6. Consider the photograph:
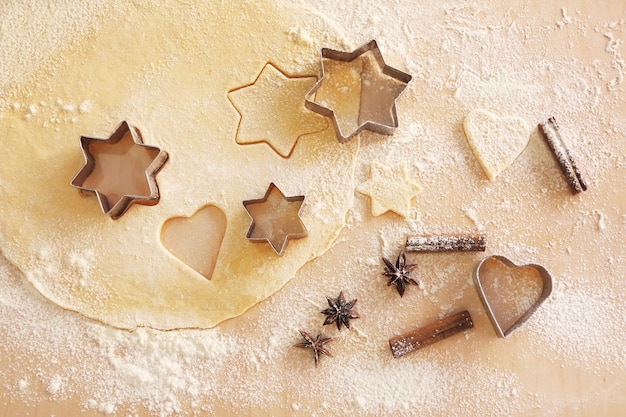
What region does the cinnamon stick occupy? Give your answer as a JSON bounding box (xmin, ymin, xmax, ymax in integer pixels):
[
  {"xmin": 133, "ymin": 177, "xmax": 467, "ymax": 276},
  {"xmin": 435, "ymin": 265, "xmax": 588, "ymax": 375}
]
[
  {"xmin": 538, "ymin": 117, "xmax": 587, "ymax": 194},
  {"xmin": 405, "ymin": 234, "xmax": 486, "ymax": 253},
  {"xmin": 389, "ymin": 310, "xmax": 473, "ymax": 358}
]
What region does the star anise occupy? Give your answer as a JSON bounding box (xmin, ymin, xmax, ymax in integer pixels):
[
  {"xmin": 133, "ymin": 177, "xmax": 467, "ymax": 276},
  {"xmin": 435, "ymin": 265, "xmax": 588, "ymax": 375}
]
[
  {"xmin": 382, "ymin": 251, "xmax": 418, "ymax": 297},
  {"xmin": 293, "ymin": 330, "xmax": 334, "ymax": 367},
  {"xmin": 321, "ymin": 291, "xmax": 360, "ymax": 330}
]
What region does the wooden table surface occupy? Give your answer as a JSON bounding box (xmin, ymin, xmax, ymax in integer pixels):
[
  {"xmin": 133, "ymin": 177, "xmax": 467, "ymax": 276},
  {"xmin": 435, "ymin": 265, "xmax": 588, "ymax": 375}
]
[{"xmin": 1, "ymin": 0, "xmax": 625, "ymax": 416}]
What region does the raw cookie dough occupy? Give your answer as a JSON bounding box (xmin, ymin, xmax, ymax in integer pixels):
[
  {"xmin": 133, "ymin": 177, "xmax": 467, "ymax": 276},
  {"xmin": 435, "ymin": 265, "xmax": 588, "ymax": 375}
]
[
  {"xmin": 463, "ymin": 109, "xmax": 530, "ymax": 180},
  {"xmin": 356, "ymin": 161, "xmax": 422, "ymax": 217},
  {"xmin": 0, "ymin": 1, "xmax": 357, "ymax": 329}
]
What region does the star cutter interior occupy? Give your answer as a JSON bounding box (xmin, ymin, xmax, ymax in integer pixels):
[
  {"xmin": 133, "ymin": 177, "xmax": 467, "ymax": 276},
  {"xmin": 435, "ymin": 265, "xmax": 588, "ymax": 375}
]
[
  {"xmin": 473, "ymin": 255, "xmax": 553, "ymax": 338},
  {"xmin": 242, "ymin": 183, "xmax": 308, "ymax": 256},
  {"xmin": 70, "ymin": 121, "xmax": 169, "ymax": 220},
  {"xmin": 305, "ymin": 39, "xmax": 412, "ymax": 143}
]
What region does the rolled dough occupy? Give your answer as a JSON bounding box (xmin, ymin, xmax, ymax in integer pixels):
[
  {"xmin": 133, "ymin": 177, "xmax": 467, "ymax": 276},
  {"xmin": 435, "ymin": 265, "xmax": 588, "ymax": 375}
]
[{"xmin": 0, "ymin": 1, "xmax": 357, "ymax": 329}]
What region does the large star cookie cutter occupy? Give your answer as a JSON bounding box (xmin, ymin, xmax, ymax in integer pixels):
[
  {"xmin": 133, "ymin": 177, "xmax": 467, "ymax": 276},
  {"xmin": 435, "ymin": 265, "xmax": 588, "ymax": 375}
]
[
  {"xmin": 305, "ymin": 40, "xmax": 412, "ymax": 142},
  {"xmin": 242, "ymin": 183, "xmax": 308, "ymax": 256},
  {"xmin": 70, "ymin": 121, "xmax": 169, "ymax": 219},
  {"xmin": 473, "ymin": 255, "xmax": 553, "ymax": 338}
]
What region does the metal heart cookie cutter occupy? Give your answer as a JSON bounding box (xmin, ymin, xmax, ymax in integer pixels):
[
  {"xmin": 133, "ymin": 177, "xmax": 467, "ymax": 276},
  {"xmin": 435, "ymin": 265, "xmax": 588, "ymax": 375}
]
[
  {"xmin": 305, "ymin": 39, "xmax": 412, "ymax": 143},
  {"xmin": 473, "ymin": 255, "xmax": 553, "ymax": 338}
]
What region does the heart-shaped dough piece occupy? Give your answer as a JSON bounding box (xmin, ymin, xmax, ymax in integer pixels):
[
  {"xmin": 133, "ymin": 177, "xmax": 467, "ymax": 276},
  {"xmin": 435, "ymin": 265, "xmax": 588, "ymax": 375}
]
[
  {"xmin": 473, "ymin": 255, "xmax": 552, "ymax": 338},
  {"xmin": 463, "ymin": 109, "xmax": 530, "ymax": 180},
  {"xmin": 161, "ymin": 206, "xmax": 227, "ymax": 280}
]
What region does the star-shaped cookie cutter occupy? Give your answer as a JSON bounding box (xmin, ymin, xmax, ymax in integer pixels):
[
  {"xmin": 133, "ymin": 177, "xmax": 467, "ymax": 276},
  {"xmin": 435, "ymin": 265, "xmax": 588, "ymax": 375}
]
[
  {"xmin": 305, "ymin": 40, "xmax": 412, "ymax": 142},
  {"xmin": 242, "ymin": 183, "xmax": 308, "ymax": 256},
  {"xmin": 70, "ymin": 121, "xmax": 169, "ymax": 220}
]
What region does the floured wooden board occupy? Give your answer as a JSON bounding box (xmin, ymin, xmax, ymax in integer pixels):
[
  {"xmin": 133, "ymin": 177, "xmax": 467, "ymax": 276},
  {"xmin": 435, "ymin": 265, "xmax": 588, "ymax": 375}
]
[
  {"xmin": 0, "ymin": 0, "xmax": 625, "ymax": 416},
  {"xmin": 0, "ymin": 1, "xmax": 357, "ymax": 329}
]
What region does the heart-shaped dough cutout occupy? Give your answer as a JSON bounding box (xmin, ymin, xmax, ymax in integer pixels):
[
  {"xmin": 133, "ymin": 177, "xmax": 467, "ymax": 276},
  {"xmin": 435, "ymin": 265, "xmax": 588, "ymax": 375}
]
[
  {"xmin": 473, "ymin": 255, "xmax": 552, "ymax": 338},
  {"xmin": 463, "ymin": 109, "xmax": 530, "ymax": 180},
  {"xmin": 161, "ymin": 205, "xmax": 227, "ymax": 280}
]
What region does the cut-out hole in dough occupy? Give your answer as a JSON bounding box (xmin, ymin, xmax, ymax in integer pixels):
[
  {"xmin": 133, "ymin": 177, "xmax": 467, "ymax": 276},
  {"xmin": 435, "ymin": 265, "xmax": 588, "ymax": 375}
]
[
  {"xmin": 160, "ymin": 205, "xmax": 227, "ymax": 280},
  {"xmin": 227, "ymin": 63, "xmax": 327, "ymax": 158}
]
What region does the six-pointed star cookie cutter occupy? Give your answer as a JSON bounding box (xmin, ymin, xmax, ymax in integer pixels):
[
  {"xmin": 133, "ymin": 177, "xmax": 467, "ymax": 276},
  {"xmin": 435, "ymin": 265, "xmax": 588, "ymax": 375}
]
[
  {"xmin": 305, "ymin": 39, "xmax": 412, "ymax": 143},
  {"xmin": 242, "ymin": 182, "xmax": 308, "ymax": 256},
  {"xmin": 473, "ymin": 255, "xmax": 553, "ymax": 338},
  {"xmin": 70, "ymin": 121, "xmax": 169, "ymax": 220}
]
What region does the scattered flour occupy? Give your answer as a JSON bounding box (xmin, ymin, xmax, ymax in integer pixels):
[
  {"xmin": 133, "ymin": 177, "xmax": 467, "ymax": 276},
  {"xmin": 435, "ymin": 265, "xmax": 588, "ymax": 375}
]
[
  {"xmin": 46, "ymin": 375, "xmax": 63, "ymax": 396},
  {"xmin": 527, "ymin": 281, "xmax": 626, "ymax": 369},
  {"xmin": 17, "ymin": 379, "xmax": 28, "ymax": 392},
  {"xmin": 0, "ymin": 0, "xmax": 127, "ymax": 105},
  {"xmin": 78, "ymin": 100, "xmax": 93, "ymax": 114},
  {"xmin": 603, "ymin": 31, "xmax": 625, "ymax": 91},
  {"xmin": 0, "ymin": 0, "xmax": 625, "ymax": 416},
  {"xmin": 556, "ymin": 7, "xmax": 572, "ymax": 28}
]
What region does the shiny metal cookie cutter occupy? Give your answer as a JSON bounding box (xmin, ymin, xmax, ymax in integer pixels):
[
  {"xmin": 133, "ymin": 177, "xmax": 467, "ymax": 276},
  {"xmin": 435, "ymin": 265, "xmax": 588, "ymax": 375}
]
[
  {"xmin": 70, "ymin": 121, "xmax": 169, "ymax": 220},
  {"xmin": 473, "ymin": 255, "xmax": 553, "ymax": 338},
  {"xmin": 242, "ymin": 182, "xmax": 308, "ymax": 256},
  {"xmin": 305, "ymin": 39, "xmax": 412, "ymax": 143}
]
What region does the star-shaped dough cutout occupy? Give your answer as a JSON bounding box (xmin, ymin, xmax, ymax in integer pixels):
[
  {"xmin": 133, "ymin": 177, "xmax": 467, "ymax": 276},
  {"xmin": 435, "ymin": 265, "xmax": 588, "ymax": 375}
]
[
  {"xmin": 243, "ymin": 183, "xmax": 308, "ymax": 255},
  {"xmin": 356, "ymin": 161, "xmax": 422, "ymax": 218},
  {"xmin": 70, "ymin": 121, "xmax": 169, "ymax": 219},
  {"xmin": 228, "ymin": 63, "xmax": 328, "ymax": 158},
  {"xmin": 305, "ymin": 40, "xmax": 412, "ymax": 142}
]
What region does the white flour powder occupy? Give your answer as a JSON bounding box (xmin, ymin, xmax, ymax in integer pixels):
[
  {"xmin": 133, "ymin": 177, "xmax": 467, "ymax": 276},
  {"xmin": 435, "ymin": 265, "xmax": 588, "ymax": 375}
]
[{"xmin": 1, "ymin": 0, "xmax": 625, "ymax": 416}]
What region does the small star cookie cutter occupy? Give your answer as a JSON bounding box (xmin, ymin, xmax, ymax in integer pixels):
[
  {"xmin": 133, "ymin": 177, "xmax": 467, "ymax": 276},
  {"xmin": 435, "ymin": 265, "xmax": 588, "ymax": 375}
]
[
  {"xmin": 70, "ymin": 121, "xmax": 169, "ymax": 220},
  {"xmin": 242, "ymin": 182, "xmax": 308, "ymax": 256},
  {"xmin": 473, "ymin": 255, "xmax": 553, "ymax": 338},
  {"xmin": 305, "ymin": 39, "xmax": 412, "ymax": 143}
]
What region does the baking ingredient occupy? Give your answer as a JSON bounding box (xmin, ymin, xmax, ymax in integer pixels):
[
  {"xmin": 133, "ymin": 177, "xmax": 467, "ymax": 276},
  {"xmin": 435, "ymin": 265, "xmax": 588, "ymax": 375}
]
[
  {"xmin": 293, "ymin": 330, "xmax": 335, "ymax": 367},
  {"xmin": 382, "ymin": 252, "xmax": 419, "ymax": 297},
  {"xmin": 388, "ymin": 310, "xmax": 474, "ymax": 358},
  {"xmin": 538, "ymin": 117, "xmax": 588, "ymax": 194},
  {"xmin": 405, "ymin": 234, "xmax": 487, "ymax": 252},
  {"xmin": 321, "ymin": 291, "xmax": 360, "ymax": 330}
]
